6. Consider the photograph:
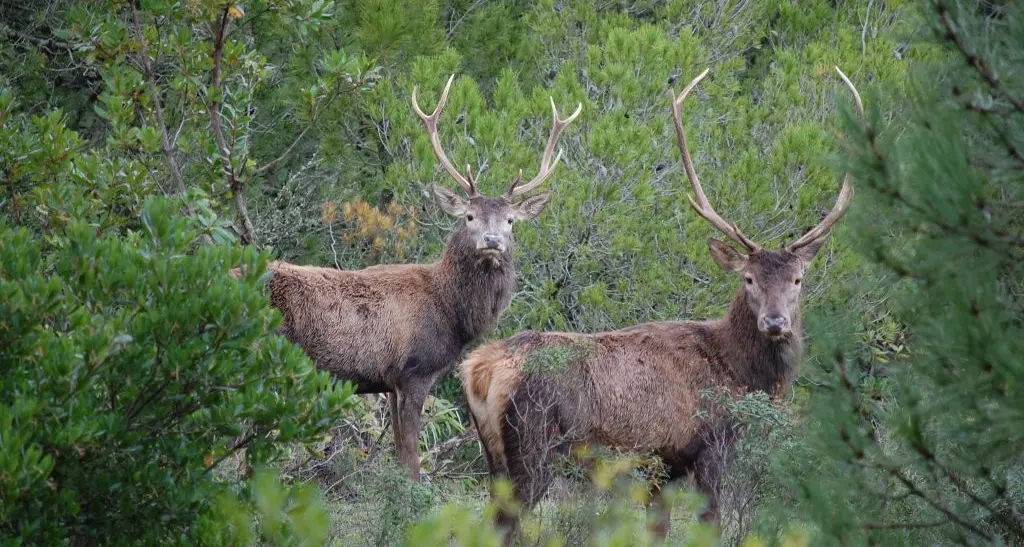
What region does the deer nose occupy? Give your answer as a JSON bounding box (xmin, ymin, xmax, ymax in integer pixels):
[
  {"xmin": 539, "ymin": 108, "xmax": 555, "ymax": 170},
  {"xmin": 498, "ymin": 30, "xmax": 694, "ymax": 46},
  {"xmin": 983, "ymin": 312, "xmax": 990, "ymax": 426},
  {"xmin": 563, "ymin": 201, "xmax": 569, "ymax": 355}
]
[
  {"xmin": 763, "ymin": 315, "xmax": 787, "ymax": 335},
  {"xmin": 482, "ymin": 233, "xmax": 504, "ymax": 250}
]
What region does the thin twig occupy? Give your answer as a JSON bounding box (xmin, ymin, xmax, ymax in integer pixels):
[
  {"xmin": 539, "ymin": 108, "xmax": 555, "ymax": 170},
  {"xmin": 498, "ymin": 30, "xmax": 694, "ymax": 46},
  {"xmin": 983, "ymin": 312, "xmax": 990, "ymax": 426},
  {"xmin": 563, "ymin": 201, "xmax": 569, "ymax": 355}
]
[
  {"xmin": 889, "ymin": 469, "xmax": 994, "ymax": 541},
  {"xmin": 424, "ymin": 429, "xmax": 477, "ymax": 462},
  {"xmin": 254, "ymin": 80, "xmax": 364, "ymax": 177},
  {"xmin": 202, "ymin": 430, "xmax": 258, "ymax": 477},
  {"xmin": 863, "ymin": 520, "xmax": 946, "ymax": 530},
  {"xmin": 328, "ymin": 219, "xmax": 342, "ymax": 269},
  {"xmin": 861, "ymin": 0, "xmax": 873, "ymax": 59},
  {"xmin": 255, "ymin": 125, "xmax": 312, "ymax": 176},
  {"xmin": 327, "ymin": 426, "xmax": 389, "ymax": 492}
]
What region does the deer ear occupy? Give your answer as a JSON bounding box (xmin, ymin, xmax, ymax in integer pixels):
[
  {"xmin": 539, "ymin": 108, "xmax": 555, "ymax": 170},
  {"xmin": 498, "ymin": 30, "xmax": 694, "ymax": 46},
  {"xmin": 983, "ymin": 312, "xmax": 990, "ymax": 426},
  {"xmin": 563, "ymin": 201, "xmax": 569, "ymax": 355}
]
[
  {"xmin": 708, "ymin": 238, "xmax": 747, "ymax": 272},
  {"xmin": 790, "ymin": 235, "xmax": 828, "ymax": 264},
  {"xmin": 512, "ymin": 192, "xmax": 550, "ymax": 220},
  {"xmin": 432, "ymin": 184, "xmax": 468, "ymax": 216}
]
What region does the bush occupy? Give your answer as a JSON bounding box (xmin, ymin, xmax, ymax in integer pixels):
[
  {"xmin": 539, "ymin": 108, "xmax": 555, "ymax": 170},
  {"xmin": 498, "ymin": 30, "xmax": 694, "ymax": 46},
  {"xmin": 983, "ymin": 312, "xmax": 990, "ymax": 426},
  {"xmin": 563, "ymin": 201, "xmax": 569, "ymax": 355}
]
[
  {"xmin": 0, "ymin": 197, "xmax": 354, "ymax": 544},
  {"xmin": 199, "ymin": 468, "xmax": 334, "ymax": 547}
]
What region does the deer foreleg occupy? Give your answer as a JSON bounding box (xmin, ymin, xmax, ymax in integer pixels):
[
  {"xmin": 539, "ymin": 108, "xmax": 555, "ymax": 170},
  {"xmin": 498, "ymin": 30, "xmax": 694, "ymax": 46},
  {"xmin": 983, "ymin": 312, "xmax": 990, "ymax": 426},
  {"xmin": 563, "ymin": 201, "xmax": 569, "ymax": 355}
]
[{"xmin": 394, "ymin": 382, "xmax": 429, "ymax": 481}]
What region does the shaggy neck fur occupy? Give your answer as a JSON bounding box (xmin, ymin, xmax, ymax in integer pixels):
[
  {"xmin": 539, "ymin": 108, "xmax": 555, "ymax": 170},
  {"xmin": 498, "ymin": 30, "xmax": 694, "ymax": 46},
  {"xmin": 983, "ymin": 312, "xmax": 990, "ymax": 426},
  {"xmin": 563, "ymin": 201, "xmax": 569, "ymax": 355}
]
[
  {"xmin": 437, "ymin": 228, "xmax": 517, "ymax": 345},
  {"xmin": 716, "ymin": 289, "xmax": 802, "ymax": 395}
]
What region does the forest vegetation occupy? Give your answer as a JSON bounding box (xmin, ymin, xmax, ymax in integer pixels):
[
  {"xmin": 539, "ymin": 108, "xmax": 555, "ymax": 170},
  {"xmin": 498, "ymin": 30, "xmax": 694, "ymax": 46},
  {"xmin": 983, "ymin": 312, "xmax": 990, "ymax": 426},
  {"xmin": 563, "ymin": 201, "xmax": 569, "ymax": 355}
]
[{"xmin": 0, "ymin": 0, "xmax": 1021, "ymax": 545}]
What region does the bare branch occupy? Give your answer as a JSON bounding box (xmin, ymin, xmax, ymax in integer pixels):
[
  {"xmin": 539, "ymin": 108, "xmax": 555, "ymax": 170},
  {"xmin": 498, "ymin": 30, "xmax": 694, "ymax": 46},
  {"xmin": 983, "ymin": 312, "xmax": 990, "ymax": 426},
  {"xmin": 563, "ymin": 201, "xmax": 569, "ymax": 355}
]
[
  {"xmin": 255, "ymin": 79, "xmax": 367, "ymax": 177},
  {"xmin": 862, "ymin": 520, "xmax": 947, "ymax": 530}
]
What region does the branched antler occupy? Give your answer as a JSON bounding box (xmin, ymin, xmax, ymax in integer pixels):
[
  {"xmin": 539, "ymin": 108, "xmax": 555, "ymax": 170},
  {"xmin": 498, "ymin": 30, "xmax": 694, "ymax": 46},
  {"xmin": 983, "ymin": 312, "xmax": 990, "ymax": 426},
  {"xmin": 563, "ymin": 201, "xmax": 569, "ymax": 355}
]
[
  {"xmin": 506, "ymin": 98, "xmax": 583, "ymax": 197},
  {"xmin": 670, "ymin": 68, "xmax": 761, "ymax": 252},
  {"xmin": 670, "ymin": 66, "xmax": 861, "ymax": 253},
  {"xmin": 412, "ymin": 74, "xmax": 476, "ymax": 196},
  {"xmin": 788, "ymin": 66, "xmax": 862, "ymax": 251}
]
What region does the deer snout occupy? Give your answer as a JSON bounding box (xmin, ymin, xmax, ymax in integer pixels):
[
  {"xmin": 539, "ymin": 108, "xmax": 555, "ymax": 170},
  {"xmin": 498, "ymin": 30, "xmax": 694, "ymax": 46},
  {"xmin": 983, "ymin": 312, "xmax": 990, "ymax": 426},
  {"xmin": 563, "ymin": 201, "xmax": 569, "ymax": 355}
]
[
  {"xmin": 761, "ymin": 314, "xmax": 788, "ymax": 336},
  {"xmin": 480, "ymin": 233, "xmax": 505, "ymax": 252}
]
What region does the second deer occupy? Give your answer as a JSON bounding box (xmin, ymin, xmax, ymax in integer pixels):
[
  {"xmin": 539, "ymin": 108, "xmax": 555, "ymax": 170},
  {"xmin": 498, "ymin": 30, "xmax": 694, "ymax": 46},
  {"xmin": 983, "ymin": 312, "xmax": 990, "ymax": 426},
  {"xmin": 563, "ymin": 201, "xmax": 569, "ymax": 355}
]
[{"xmin": 459, "ymin": 66, "xmax": 863, "ymax": 540}]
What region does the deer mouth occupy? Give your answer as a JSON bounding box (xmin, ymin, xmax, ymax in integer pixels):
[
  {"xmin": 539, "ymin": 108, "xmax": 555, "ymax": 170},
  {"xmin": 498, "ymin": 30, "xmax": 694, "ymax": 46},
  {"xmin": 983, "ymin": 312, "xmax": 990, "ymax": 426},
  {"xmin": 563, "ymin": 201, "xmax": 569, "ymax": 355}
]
[{"xmin": 762, "ymin": 330, "xmax": 793, "ymax": 342}]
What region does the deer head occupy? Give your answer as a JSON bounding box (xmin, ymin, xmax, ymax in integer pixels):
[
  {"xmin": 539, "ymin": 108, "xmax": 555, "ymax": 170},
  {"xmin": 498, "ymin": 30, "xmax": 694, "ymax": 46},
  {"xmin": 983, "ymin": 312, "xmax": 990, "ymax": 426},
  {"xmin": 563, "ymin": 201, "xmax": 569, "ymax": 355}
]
[
  {"xmin": 413, "ymin": 75, "xmax": 582, "ymax": 258},
  {"xmin": 670, "ymin": 67, "xmax": 862, "ymax": 339}
]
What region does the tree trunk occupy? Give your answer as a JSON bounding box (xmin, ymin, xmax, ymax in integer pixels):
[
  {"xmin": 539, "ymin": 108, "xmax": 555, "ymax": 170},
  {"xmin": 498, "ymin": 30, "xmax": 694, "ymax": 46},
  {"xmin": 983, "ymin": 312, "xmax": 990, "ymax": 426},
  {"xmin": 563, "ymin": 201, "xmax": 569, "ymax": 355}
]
[{"xmin": 233, "ymin": 185, "xmax": 258, "ymax": 246}]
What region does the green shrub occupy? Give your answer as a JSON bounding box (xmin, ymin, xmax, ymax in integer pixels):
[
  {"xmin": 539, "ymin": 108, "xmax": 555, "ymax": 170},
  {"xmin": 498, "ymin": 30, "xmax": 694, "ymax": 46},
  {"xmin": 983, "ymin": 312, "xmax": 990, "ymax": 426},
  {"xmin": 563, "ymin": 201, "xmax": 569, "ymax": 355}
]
[
  {"xmin": 199, "ymin": 468, "xmax": 334, "ymax": 547},
  {"xmin": 0, "ymin": 197, "xmax": 354, "ymax": 544}
]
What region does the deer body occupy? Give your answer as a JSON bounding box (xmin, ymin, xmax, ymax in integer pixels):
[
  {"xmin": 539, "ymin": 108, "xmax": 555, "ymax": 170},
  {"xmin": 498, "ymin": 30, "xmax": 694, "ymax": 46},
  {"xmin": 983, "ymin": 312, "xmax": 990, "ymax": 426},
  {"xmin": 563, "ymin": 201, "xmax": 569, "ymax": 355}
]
[
  {"xmin": 462, "ymin": 256, "xmax": 805, "ymax": 528},
  {"xmin": 266, "ymin": 227, "xmax": 515, "ymax": 394},
  {"xmin": 461, "ymin": 67, "xmax": 863, "ymax": 541},
  {"xmin": 240, "ymin": 74, "xmax": 580, "ymax": 480}
]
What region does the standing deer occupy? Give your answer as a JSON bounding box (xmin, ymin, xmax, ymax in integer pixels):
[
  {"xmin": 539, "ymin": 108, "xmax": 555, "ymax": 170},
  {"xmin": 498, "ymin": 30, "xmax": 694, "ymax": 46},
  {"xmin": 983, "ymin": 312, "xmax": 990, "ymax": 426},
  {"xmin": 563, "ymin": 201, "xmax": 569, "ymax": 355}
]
[
  {"xmin": 459, "ymin": 66, "xmax": 862, "ymax": 540},
  {"xmin": 238, "ymin": 75, "xmax": 581, "ymax": 480}
]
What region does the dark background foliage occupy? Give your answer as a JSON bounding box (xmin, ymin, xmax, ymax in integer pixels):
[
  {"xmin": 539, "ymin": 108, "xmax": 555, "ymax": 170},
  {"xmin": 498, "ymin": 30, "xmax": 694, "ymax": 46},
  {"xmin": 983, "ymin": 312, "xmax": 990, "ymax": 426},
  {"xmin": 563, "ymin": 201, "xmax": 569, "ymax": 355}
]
[{"xmin": 1, "ymin": 0, "xmax": 1021, "ymax": 545}]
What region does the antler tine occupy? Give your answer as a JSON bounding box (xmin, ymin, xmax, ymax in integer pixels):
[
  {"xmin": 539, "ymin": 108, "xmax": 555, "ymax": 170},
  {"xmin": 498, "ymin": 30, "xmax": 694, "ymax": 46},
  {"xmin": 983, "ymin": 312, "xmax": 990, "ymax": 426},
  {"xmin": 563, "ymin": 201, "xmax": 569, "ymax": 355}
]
[
  {"xmin": 670, "ymin": 68, "xmax": 761, "ymax": 253},
  {"xmin": 788, "ymin": 66, "xmax": 863, "ymax": 251},
  {"xmin": 507, "ymin": 98, "xmax": 583, "ymax": 197},
  {"xmin": 412, "ymin": 74, "xmax": 476, "ymax": 196}
]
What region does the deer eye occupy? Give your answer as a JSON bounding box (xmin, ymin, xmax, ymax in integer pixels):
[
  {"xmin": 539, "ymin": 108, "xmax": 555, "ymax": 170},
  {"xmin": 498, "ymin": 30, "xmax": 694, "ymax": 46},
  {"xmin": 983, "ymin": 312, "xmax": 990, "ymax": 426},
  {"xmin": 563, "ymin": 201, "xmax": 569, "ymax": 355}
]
[
  {"xmin": 466, "ymin": 214, "xmax": 474, "ymax": 222},
  {"xmin": 744, "ymin": 276, "xmax": 754, "ymax": 285},
  {"xmin": 507, "ymin": 217, "xmax": 514, "ymax": 225},
  {"xmin": 794, "ymin": 278, "xmax": 801, "ymax": 286}
]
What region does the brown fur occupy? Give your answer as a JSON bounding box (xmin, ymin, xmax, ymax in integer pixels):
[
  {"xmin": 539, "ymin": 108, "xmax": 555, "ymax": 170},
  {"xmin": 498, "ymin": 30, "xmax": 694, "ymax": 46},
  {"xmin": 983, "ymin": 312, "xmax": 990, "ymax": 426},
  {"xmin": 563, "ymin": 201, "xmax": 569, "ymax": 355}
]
[
  {"xmin": 460, "ymin": 247, "xmax": 822, "ymax": 541},
  {"xmin": 241, "ymin": 192, "xmax": 549, "ymax": 480}
]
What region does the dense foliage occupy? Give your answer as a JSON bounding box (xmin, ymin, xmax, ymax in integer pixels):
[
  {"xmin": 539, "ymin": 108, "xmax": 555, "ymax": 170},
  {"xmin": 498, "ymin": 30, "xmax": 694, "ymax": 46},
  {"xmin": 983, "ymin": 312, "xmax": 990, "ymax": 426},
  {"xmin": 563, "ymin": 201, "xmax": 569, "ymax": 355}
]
[
  {"xmin": 1, "ymin": 0, "xmax": 1021, "ymax": 545},
  {"xmin": 0, "ymin": 196, "xmax": 354, "ymax": 543},
  {"xmin": 785, "ymin": 1, "xmax": 1024, "ymax": 543}
]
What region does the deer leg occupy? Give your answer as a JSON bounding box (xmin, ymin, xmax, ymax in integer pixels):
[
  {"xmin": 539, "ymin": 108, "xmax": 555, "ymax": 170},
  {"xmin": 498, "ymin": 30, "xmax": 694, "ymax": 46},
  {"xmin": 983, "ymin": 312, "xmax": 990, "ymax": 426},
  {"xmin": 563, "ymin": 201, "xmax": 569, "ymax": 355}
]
[
  {"xmin": 495, "ymin": 377, "xmax": 563, "ymax": 545},
  {"xmin": 690, "ymin": 426, "xmax": 735, "ymax": 525},
  {"xmin": 693, "ymin": 449, "xmax": 725, "ymax": 524},
  {"xmin": 395, "ymin": 381, "xmax": 430, "ymax": 482},
  {"xmin": 388, "ymin": 391, "xmax": 403, "ymax": 466},
  {"xmin": 646, "ymin": 461, "xmax": 690, "ymax": 542},
  {"xmin": 648, "ymin": 482, "xmax": 673, "ymax": 541},
  {"xmin": 649, "ymin": 441, "xmax": 714, "ymax": 541}
]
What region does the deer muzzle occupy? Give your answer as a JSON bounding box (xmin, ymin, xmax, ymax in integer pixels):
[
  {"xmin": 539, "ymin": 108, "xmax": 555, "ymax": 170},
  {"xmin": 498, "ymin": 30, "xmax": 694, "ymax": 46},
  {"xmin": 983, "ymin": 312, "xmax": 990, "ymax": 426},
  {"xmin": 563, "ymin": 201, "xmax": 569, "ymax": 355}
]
[
  {"xmin": 761, "ymin": 314, "xmax": 788, "ymax": 336},
  {"xmin": 479, "ymin": 233, "xmax": 506, "ymax": 253}
]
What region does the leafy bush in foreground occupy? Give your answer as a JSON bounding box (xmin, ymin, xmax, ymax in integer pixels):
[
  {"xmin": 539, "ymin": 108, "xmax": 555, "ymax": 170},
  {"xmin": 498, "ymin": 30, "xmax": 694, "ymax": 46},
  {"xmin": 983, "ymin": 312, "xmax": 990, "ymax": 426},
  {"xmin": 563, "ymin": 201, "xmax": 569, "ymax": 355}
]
[{"xmin": 0, "ymin": 197, "xmax": 354, "ymax": 544}]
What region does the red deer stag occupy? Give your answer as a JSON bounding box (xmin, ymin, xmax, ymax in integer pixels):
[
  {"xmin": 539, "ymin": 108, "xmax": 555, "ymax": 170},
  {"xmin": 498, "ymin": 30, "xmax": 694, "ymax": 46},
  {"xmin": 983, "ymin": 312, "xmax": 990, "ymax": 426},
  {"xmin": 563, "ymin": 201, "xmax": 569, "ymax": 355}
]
[
  {"xmin": 237, "ymin": 75, "xmax": 581, "ymax": 480},
  {"xmin": 460, "ymin": 66, "xmax": 862, "ymax": 539}
]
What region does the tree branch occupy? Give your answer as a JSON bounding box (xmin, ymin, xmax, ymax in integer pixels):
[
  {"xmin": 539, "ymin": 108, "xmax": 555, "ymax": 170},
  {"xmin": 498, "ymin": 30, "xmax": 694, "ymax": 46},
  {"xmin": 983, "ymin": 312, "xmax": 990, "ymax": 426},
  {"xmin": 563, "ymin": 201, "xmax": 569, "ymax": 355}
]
[
  {"xmin": 202, "ymin": 430, "xmax": 258, "ymax": 477},
  {"xmin": 254, "ymin": 124, "xmax": 313, "ymax": 177},
  {"xmin": 863, "ymin": 520, "xmax": 946, "ymax": 530},
  {"xmin": 934, "ymin": 0, "xmax": 1024, "ymax": 115},
  {"xmin": 130, "ymin": 2, "xmax": 188, "ymax": 198},
  {"xmin": 254, "ymin": 79, "xmax": 367, "ymax": 178},
  {"xmin": 3, "ymin": 168, "xmax": 20, "ymax": 225},
  {"xmin": 205, "ymin": 6, "xmax": 258, "ymax": 246}
]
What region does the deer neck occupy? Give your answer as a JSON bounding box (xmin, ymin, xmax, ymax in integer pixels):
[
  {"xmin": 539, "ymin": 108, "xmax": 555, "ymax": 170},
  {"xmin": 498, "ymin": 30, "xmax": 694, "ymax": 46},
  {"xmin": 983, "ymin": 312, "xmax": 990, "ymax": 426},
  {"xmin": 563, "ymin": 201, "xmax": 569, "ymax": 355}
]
[
  {"xmin": 437, "ymin": 228, "xmax": 516, "ymax": 345},
  {"xmin": 718, "ymin": 288, "xmax": 802, "ymax": 395}
]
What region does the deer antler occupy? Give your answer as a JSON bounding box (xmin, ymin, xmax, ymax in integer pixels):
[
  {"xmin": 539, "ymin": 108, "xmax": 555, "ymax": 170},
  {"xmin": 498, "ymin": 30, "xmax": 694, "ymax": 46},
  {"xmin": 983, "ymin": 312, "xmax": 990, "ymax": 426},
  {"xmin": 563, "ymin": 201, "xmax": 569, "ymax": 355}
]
[
  {"xmin": 787, "ymin": 66, "xmax": 863, "ymax": 251},
  {"xmin": 506, "ymin": 98, "xmax": 583, "ymax": 198},
  {"xmin": 670, "ymin": 68, "xmax": 761, "ymax": 253},
  {"xmin": 412, "ymin": 74, "xmax": 476, "ymax": 196}
]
